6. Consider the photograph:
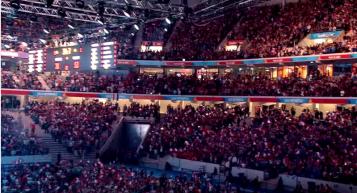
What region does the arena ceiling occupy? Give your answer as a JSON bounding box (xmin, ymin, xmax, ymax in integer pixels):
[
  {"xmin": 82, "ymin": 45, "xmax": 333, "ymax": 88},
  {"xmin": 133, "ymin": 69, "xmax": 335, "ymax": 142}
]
[{"xmin": 1, "ymin": 0, "xmax": 269, "ymax": 49}]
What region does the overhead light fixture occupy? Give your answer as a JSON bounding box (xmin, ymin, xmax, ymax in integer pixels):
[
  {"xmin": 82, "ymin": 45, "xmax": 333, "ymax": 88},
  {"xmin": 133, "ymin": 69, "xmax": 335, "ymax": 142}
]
[
  {"xmin": 4, "ymin": 44, "xmax": 10, "ymax": 49},
  {"xmin": 97, "ymin": 18, "xmax": 104, "ymax": 25},
  {"xmin": 165, "ymin": 18, "xmax": 171, "ymax": 24},
  {"xmin": 43, "ymin": 29, "xmax": 50, "ymax": 34},
  {"xmin": 77, "ymin": 33, "xmax": 84, "ymax": 38},
  {"xmin": 46, "ymin": 0, "xmax": 54, "ymax": 7},
  {"xmin": 10, "ymin": 0, "xmax": 20, "ymax": 10},
  {"xmin": 68, "ymin": 24, "xmax": 74, "ymax": 29},
  {"xmin": 39, "ymin": 39, "xmax": 47, "ymax": 44},
  {"xmin": 131, "ymin": 33, "xmax": 135, "ymax": 36},
  {"xmin": 75, "ymin": 0, "xmax": 84, "ymax": 8},
  {"xmin": 58, "ymin": 8, "xmax": 66, "ymax": 17},
  {"xmin": 103, "ymin": 28, "xmax": 109, "ymax": 34},
  {"xmin": 164, "ymin": 28, "xmax": 168, "ymax": 32},
  {"xmin": 134, "ymin": 24, "xmax": 139, "ymax": 30},
  {"xmin": 97, "ymin": 1, "xmax": 105, "ymax": 17},
  {"xmin": 123, "ymin": 10, "xmax": 130, "ymax": 17}
]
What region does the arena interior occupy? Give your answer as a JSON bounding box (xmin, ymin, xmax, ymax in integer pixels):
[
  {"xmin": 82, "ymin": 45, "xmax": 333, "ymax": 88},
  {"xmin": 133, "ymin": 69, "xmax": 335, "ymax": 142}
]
[{"xmin": 0, "ymin": 0, "xmax": 356, "ymax": 192}]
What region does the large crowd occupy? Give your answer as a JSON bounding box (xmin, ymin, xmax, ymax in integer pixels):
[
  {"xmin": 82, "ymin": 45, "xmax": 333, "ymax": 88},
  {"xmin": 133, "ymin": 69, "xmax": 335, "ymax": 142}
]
[
  {"xmin": 122, "ymin": 73, "xmax": 356, "ymax": 97},
  {"xmin": 141, "ymin": 104, "xmax": 356, "ymax": 184},
  {"xmin": 2, "ymin": 160, "xmax": 239, "ymax": 193},
  {"xmin": 121, "ymin": 0, "xmax": 357, "ymax": 60},
  {"xmin": 123, "ymin": 102, "xmax": 160, "ymax": 119},
  {"xmin": 224, "ymin": 0, "xmax": 357, "ymax": 59},
  {"xmin": 26, "ymin": 100, "xmax": 118, "ymax": 156},
  {"xmin": 2, "ymin": 71, "xmax": 356, "ymax": 97},
  {"xmin": 1, "ymin": 72, "xmax": 43, "ymax": 90},
  {"xmin": 1, "ymin": 114, "xmax": 48, "ymax": 156}
]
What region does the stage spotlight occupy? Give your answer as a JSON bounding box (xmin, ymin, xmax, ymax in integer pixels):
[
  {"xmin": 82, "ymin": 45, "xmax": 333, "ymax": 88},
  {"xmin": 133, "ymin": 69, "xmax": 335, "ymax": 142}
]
[
  {"xmin": 97, "ymin": 17, "xmax": 105, "ymax": 25},
  {"xmin": 46, "ymin": 0, "xmax": 54, "ymax": 7},
  {"xmin": 10, "ymin": 0, "xmax": 20, "ymax": 10},
  {"xmin": 29, "ymin": 15, "xmax": 38, "ymax": 22},
  {"xmin": 43, "ymin": 29, "xmax": 50, "ymax": 34},
  {"xmin": 123, "ymin": 10, "xmax": 131, "ymax": 17},
  {"xmin": 97, "ymin": 1, "xmax": 105, "ymax": 16},
  {"xmin": 165, "ymin": 17, "xmax": 171, "ymax": 24},
  {"xmin": 68, "ymin": 24, "xmax": 74, "ymax": 29},
  {"xmin": 58, "ymin": 8, "xmax": 66, "ymax": 17},
  {"xmin": 134, "ymin": 24, "xmax": 139, "ymax": 30},
  {"xmin": 76, "ymin": 0, "xmax": 85, "ymax": 8}
]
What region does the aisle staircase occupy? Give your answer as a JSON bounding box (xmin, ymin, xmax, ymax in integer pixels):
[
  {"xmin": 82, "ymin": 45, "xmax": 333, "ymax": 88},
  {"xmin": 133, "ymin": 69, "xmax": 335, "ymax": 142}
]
[
  {"xmin": 39, "ymin": 135, "xmax": 97, "ymax": 163},
  {"xmin": 16, "ymin": 111, "xmax": 97, "ymax": 163}
]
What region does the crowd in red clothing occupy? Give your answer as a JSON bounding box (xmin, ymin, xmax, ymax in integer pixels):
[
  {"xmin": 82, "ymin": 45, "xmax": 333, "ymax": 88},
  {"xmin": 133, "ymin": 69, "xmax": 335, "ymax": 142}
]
[
  {"xmin": 141, "ymin": 104, "xmax": 356, "ymax": 184},
  {"xmin": 122, "ymin": 0, "xmax": 356, "ymax": 60},
  {"xmin": 3, "ymin": 71, "xmax": 356, "ymax": 97},
  {"xmin": 45, "ymin": 72, "xmax": 125, "ymax": 93},
  {"xmin": 224, "ymin": 0, "xmax": 357, "ymax": 58},
  {"xmin": 122, "ymin": 73, "xmax": 356, "ymax": 97},
  {"xmin": 26, "ymin": 100, "xmax": 118, "ymax": 156},
  {"xmin": 1, "ymin": 114, "xmax": 48, "ymax": 156},
  {"xmin": 2, "ymin": 160, "xmax": 235, "ymax": 193}
]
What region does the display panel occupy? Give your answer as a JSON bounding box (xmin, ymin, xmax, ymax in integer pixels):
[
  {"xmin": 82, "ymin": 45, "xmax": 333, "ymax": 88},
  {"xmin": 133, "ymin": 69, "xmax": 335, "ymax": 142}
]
[
  {"xmin": 47, "ymin": 45, "xmax": 84, "ymax": 71},
  {"xmin": 28, "ymin": 49, "xmax": 46, "ymax": 72},
  {"xmin": 29, "ymin": 41, "xmax": 118, "ymax": 72},
  {"xmin": 90, "ymin": 41, "xmax": 116, "ymax": 70}
]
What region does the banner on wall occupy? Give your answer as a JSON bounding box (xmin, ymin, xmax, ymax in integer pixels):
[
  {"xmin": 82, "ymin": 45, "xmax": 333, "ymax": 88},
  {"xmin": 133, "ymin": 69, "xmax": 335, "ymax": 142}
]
[
  {"xmin": 277, "ymin": 98, "xmax": 309, "ymax": 104},
  {"xmin": 30, "ymin": 91, "xmax": 62, "ymax": 97},
  {"xmin": 97, "ymin": 93, "xmax": 114, "ymax": 99},
  {"xmin": 217, "ymin": 60, "xmax": 242, "ymax": 65},
  {"xmin": 309, "ymin": 31, "xmax": 343, "ymax": 39},
  {"xmin": 117, "ymin": 60, "xmax": 137, "ymax": 65},
  {"xmin": 319, "ymin": 54, "xmax": 351, "ymax": 60},
  {"xmin": 224, "ymin": 97, "xmax": 248, "ymax": 103},
  {"xmin": 163, "ymin": 96, "xmax": 194, "ymax": 101},
  {"xmin": 265, "ymin": 58, "xmax": 292, "ymax": 63},
  {"xmin": 165, "ymin": 61, "xmax": 193, "ymax": 66}
]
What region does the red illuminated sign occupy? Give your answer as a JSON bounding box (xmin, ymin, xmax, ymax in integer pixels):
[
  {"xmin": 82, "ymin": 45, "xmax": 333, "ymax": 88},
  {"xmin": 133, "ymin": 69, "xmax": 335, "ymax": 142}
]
[
  {"xmin": 73, "ymin": 61, "xmax": 80, "ymax": 69},
  {"xmin": 54, "ymin": 63, "xmax": 61, "ymax": 70}
]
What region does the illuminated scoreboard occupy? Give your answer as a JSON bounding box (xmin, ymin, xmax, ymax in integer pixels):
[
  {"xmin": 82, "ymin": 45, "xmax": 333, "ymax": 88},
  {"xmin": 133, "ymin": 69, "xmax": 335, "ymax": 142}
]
[
  {"xmin": 48, "ymin": 45, "xmax": 84, "ymax": 71},
  {"xmin": 90, "ymin": 41, "xmax": 117, "ymax": 70},
  {"xmin": 41, "ymin": 41, "xmax": 118, "ymax": 71},
  {"xmin": 28, "ymin": 49, "xmax": 46, "ymax": 72}
]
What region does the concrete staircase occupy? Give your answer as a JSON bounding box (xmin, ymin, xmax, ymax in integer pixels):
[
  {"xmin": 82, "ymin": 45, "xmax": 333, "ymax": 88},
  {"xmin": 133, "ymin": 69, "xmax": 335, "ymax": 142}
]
[
  {"xmin": 13, "ymin": 111, "xmax": 97, "ymax": 163},
  {"xmin": 39, "ymin": 135, "xmax": 97, "ymax": 163}
]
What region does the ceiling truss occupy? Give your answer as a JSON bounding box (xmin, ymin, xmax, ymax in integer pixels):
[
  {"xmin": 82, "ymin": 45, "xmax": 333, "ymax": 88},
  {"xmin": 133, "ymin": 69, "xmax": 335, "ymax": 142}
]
[{"xmin": 1, "ymin": 0, "xmax": 183, "ymax": 24}]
